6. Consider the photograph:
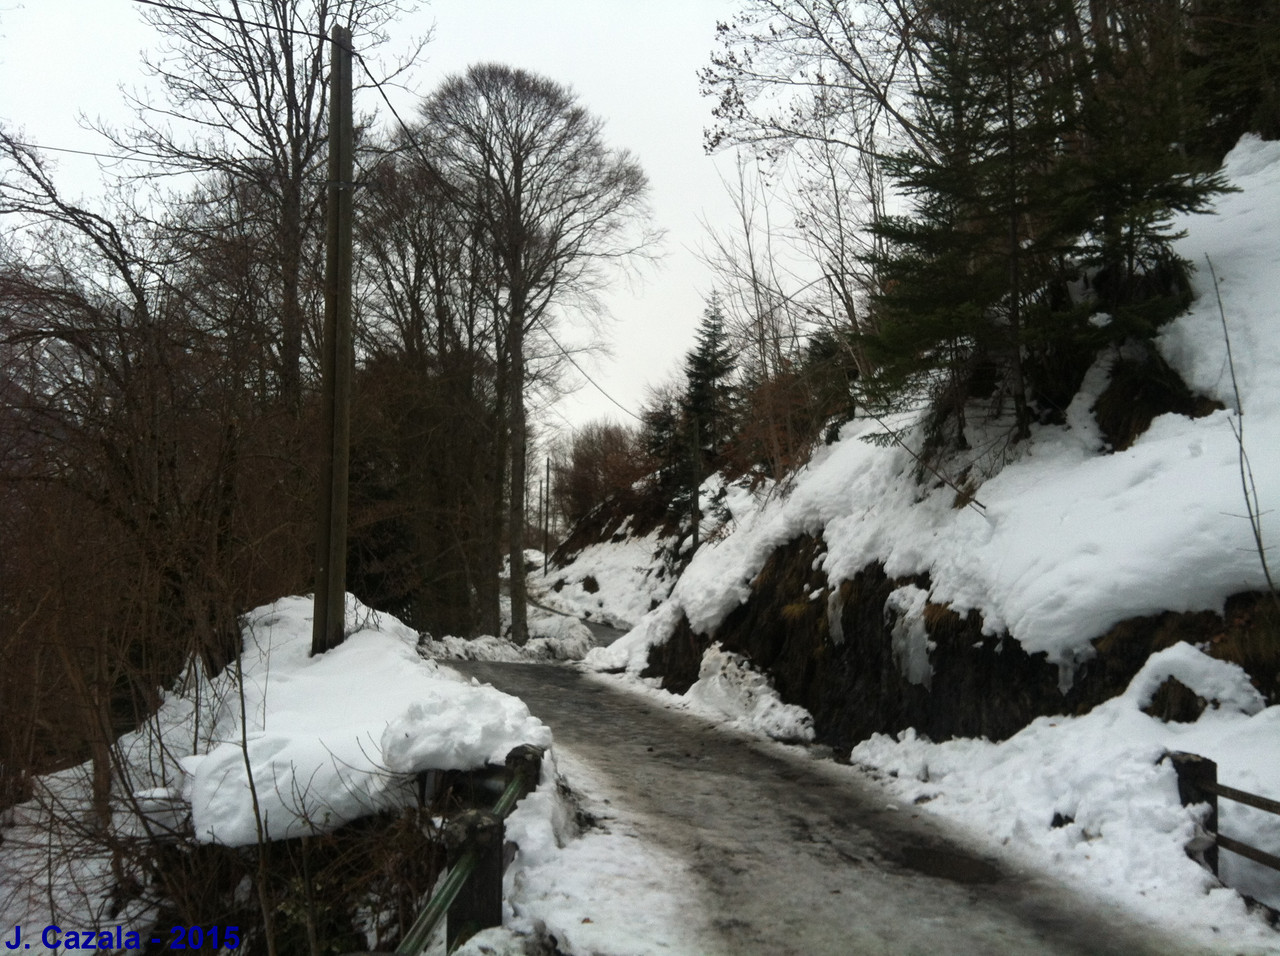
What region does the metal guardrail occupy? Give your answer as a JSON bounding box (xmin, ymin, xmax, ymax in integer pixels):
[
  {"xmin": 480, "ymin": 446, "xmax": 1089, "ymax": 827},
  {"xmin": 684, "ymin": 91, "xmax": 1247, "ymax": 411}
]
[
  {"xmin": 1168, "ymin": 751, "xmax": 1280, "ymax": 878},
  {"xmin": 393, "ymin": 744, "xmax": 544, "ymax": 955}
]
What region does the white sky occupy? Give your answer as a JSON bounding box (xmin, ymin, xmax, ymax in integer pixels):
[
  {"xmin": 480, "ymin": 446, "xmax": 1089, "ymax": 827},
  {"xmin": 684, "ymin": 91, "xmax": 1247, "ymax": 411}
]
[{"xmin": 0, "ymin": 0, "xmax": 743, "ymax": 434}]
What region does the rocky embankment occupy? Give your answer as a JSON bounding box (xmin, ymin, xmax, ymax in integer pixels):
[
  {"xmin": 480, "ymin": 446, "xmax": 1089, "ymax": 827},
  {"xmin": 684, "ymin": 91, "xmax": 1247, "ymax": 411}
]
[{"xmin": 642, "ymin": 533, "xmax": 1276, "ymax": 751}]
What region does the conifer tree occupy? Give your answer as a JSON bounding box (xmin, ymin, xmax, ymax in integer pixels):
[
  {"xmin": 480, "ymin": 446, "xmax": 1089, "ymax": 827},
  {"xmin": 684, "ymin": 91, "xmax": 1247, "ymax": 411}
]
[
  {"xmin": 1186, "ymin": 0, "xmax": 1280, "ymax": 160},
  {"xmin": 1072, "ymin": 0, "xmax": 1233, "ymax": 337},
  {"xmin": 665, "ymin": 296, "xmax": 738, "ymax": 552},
  {"xmin": 682, "ymin": 295, "xmax": 738, "ymax": 467},
  {"xmin": 641, "ymin": 395, "xmax": 683, "ymax": 501},
  {"xmin": 867, "ymin": 0, "xmax": 1082, "ymax": 445},
  {"xmin": 866, "ymin": 0, "xmax": 1230, "ymax": 451}
]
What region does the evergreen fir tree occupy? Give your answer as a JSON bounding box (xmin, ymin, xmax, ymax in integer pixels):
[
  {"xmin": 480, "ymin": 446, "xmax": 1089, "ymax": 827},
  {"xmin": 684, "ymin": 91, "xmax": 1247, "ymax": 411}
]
[
  {"xmin": 865, "ymin": 0, "xmax": 1231, "ymax": 452},
  {"xmin": 867, "ymin": 0, "xmax": 1083, "ymax": 445},
  {"xmin": 1074, "ymin": 0, "xmax": 1232, "ymax": 338},
  {"xmin": 673, "ymin": 296, "xmax": 738, "ymax": 550},
  {"xmin": 1186, "ymin": 0, "xmax": 1280, "ymax": 161},
  {"xmin": 681, "ymin": 295, "xmax": 738, "ymax": 468},
  {"xmin": 640, "ymin": 395, "xmax": 683, "ymax": 501}
]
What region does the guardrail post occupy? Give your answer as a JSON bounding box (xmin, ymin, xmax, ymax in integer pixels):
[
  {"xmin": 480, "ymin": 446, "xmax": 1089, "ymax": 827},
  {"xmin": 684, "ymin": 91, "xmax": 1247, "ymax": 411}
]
[
  {"xmin": 506, "ymin": 744, "xmax": 542, "ymax": 793},
  {"xmin": 1169, "ymin": 751, "xmax": 1219, "ymax": 876},
  {"xmin": 445, "ymin": 809, "xmax": 504, "ymax": 950}
]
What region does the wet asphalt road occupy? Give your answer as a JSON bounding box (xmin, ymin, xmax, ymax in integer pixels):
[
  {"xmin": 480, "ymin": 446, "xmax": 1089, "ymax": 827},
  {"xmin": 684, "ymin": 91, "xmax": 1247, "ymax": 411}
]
[{"xmin": 450, "ymin": 661, "xmax": 1219, "ymax": 956}]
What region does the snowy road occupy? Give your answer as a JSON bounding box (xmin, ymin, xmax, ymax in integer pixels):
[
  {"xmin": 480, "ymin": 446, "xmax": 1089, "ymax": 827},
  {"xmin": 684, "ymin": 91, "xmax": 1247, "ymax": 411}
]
[
  {"xmin": 452, "ymin": 661, "xmax": 1218, "ymax": 956},
  {"xmin": 577, "ymin": 617, "xmax": 627, "ymax": 646}
]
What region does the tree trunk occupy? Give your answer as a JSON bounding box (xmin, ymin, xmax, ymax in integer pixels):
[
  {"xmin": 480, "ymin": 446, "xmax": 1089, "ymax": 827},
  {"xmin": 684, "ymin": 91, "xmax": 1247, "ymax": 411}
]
[
  {"xmin": 279, "ymin": 182, "xmax": 304, "ymax": 411},
  {"xmin": 475, "ymin": 358, "xmax": 507, "ymax": 639},
  {"xmin": 1004, "ymin": 24, "xmax": 1031, "ymax": 441},
  {"xmin": 507, "ymin": 307, "xmax": 529, "ymax": 645}
]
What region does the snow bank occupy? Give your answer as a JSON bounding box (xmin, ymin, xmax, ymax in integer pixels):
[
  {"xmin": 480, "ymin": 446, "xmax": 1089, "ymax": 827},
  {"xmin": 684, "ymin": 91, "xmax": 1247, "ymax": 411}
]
[
  {"xmin": 185, "ymin": 595, "xmax": 550, "ymax": 845},
  {"xmin": 525, "ymin": 613, "xmax": 596, "ymax": 660},
  {"xmin": 590, "ymin": 135, "xmax": 1280, "ymax": 686},
  {"xmin": 0, "ymin": 594, "xmax": 553, "ymax": 930},
  {"xmin": 683, "ymin": 644, "xmax": 815, "ymax": 742},
  {"xmin": 532, "ymin": 527, "xmax": 674, "ymax": 630},
  {"xmin": 498, "ymin": 750, "xmax": 718, "ymax": 955},
  {"xmin": 851, "ymin": 643, "xmax": 1280, "ymax": 946},
  {"xmin": 421, "ymin": 602, "xmax": 596, "ymax": 663}
]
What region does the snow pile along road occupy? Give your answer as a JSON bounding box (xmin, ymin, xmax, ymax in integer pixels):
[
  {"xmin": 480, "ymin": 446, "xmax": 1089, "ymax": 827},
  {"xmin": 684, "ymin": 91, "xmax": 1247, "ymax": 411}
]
[
  {"xmin": 853, "ymin": 643, "xmax": 1280, "ymax": 932},
  {"xmin": 182, "ymin": 596, "xmax": 552, "ymax": 845},
  {"xmin": 0, "ymin": 595, "xmax": 553, "ymax": 930},
  {"xmin": 682, "ymin": 643, "xmax": 815, "ymax": 743}
]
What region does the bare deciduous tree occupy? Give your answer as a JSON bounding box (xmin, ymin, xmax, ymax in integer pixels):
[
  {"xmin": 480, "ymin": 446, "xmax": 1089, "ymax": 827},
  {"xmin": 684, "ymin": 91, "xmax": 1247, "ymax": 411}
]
[
  {"xmin": 417, "ymin": 64, "xmax": 659, "ymax": 643},
  {"xmin": 102, "ymin": 0, "xmax": 426, "ymax": 409}
]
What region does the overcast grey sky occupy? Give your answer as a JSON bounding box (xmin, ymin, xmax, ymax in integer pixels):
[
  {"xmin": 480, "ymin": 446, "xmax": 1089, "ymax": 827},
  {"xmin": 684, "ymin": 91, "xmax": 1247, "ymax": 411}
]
[{"xmin": 0, "ymin": 0, "xmax": 743, "ymax": 433}]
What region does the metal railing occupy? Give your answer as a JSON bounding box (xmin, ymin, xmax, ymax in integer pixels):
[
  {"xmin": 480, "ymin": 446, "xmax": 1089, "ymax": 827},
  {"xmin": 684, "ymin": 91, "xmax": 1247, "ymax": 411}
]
[
  {"xmin": 1168, "ymin": 751, "xmax": 1280, "ymax": 879},
  {"xmin": 393, "ymin": 744, "xmax": 544, "ymax": 955}
]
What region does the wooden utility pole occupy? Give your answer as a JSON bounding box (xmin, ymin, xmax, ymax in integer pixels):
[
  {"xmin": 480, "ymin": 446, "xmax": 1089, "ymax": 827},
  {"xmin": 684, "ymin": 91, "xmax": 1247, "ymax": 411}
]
[
  {"xmin": 689, "ymin": 412, "xmax": 701, "ymax": 556},
  {"xmin": 312, "ymin": 24, "xmax": 354, "ymax": 656}
]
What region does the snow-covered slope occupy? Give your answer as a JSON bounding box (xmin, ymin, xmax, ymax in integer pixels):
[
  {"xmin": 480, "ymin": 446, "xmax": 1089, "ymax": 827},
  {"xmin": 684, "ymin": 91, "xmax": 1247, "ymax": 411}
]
[
  {"xmin": 532, "ymin": 527, "xmax": 675, "ymax": 629},
  {"xmin": 590, "ymin": 135, "xmax": 1280, "ymax": 688},
  {"xmin": 530, "ymin": 475, "xmax": 765, "ymax": 633},
  {"xmin": 579, "ymin": 136, "xmax": 1280, "ymax": 939}
]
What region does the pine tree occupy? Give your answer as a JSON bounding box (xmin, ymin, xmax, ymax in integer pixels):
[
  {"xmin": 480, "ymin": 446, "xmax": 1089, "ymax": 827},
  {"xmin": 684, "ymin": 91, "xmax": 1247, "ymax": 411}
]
[
  {"xmin": 1073, "ymin": 0, "xmax": 1232, "ymax": 338},
  {"xmin": 867, "ymin": 0, "xmax": 1083, "ymax": 446},
  {"xmin": 1186, "ymin": 0, "xmax": 1280, "ymax": 161},
  {"xmin": 865, "ymin": 0, "xmax": 1230, "ymax": 452},
  {"xmin": 640, "ymin": 395, "xmax": 683, "ymax": 501},
  {"xmin": 682, "ymin": 295, "xmax": 738, "ymax": 467},
  {"xmin": 655, "ymin": 296, "xmax": 738, "ymax": 552}
]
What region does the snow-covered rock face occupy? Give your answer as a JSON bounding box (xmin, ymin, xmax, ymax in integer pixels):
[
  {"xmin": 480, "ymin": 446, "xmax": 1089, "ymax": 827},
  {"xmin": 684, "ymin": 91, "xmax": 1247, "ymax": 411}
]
[
  {"xmin": 1120, "ymin": 641, "xmax": 1265, "ymax": 717},
  {"xmin": 571, "ymin": 136, "xmax": 1280, "ymax": 945},
  {"xmin": 885, "ymin": 584, "xmax": 934, "ymax": 689},
  {"xmin": 595, "ymin": 135, "xmax": 1280, "ymax": 690}
]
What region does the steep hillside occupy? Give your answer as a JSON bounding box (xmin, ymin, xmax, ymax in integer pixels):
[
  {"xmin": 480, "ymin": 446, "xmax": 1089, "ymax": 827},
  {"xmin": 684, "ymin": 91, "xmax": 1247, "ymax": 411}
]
[
  {"xmin": 590, "ymin": 136, "xmax": 1280, "ymax": 712},
  {"xmin": 562, "ymin": 138, "xmax": 1280, "ymax": 924}
]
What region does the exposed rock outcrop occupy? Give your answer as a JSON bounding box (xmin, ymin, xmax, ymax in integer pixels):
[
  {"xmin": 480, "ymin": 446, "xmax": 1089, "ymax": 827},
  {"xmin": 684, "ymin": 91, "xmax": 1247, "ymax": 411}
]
[{"xmin": 643, "ymin": 534, "xmax": 1276, "ymax": 752}]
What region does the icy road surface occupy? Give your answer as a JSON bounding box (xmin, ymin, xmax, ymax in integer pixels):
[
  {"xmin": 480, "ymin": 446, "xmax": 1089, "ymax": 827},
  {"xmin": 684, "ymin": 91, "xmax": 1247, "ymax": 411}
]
[{"xmin": 451, "ymin": 661, "xmax": 1221, "ymax": 956}]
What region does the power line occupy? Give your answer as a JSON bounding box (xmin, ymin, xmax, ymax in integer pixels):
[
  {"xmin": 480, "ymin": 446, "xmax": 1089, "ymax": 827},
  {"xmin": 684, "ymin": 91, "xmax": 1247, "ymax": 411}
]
[
  {"xmin": 124, "ymin": 1, "xmax": 443, "ymax": 193},
  {"xmin": 120, "ymin": 2, "xmax": 644, "ymax": 427},
  {"xmin": 129, "ymin": 0, "xmax": 333, "ymax": 43},
  {"xmin": 536, "ymin": 319, "xmax": 643, "ymax": 422},
  {"xmin": 346, "ymin": 55, "xmax": 643, "ymax": 425},
  {"xmin": 3, "ymin": 139, "xmax": 176, "ymax": 166},
  {"xmin": 350, "ymin": 49, "xmax": 465, "ymax": 203},
  {"xmin": 6, "ymin": 4, "xmax": 342, "ymax": 171},
  {"xmin": 2, "ymin": 139, "xmax": 338, "ymax": 187},
  {"xmin": 129, "ymin": 0, "xmax": 430, "ymax": 180},
  {"xmin": 351, "ymin": 50, "xmax": 422, "ymax": 160}
]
